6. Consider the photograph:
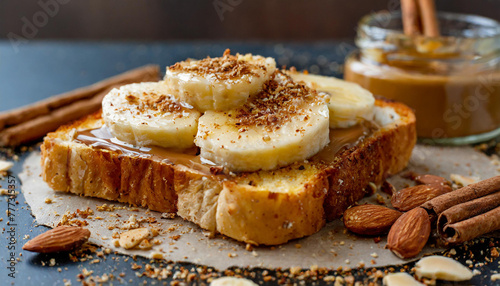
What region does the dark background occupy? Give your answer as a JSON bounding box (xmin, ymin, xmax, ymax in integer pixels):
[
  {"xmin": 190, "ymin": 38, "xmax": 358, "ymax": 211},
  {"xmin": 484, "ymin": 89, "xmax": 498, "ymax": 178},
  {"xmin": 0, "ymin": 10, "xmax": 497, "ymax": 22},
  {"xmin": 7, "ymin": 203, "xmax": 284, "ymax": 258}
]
[{"xmin": 1, "ymin": 0, "xmax": 500, "ymax": 41}]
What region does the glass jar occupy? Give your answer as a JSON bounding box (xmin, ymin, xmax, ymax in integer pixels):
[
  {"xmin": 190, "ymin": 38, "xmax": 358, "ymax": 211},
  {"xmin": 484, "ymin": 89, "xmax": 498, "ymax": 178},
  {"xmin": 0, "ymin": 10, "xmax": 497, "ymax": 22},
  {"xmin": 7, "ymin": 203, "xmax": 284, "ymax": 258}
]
[{"xmin": 344, "ymin": 11, "xmax": 500, "ymax": 145}]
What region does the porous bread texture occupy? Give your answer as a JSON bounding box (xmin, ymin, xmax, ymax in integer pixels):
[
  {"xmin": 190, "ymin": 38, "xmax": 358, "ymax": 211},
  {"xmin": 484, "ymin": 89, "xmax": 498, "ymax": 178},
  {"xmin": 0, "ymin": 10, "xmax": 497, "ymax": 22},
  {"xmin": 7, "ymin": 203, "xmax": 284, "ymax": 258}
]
[{"xmin": 41, "ymin": 98, "xmax": 416, "ymax": 245}]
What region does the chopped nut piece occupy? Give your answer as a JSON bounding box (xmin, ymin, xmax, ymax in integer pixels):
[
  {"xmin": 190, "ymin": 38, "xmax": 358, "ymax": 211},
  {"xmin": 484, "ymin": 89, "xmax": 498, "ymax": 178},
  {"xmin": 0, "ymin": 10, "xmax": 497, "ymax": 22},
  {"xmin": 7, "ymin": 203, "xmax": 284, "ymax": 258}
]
[
  {"xmin": 383, "ymin": 273, "xmax": 424, "ymax": 286},
  {"xmin": 123, "ymin": 214, "xmax": 140, "ymax": 229},
  {"xmin": 245, "ymin": 243, "xmax": 253, "ymax": 251},
  {"xmin": 290, "ymin": 266, "xmax": 301, "ymax": 275},
  {"xmin": 491, "ymin": 247, "xmax": 499, "ymax": 258},
  {"xmin": 138, "ymin": 239, "xmax": 152, "ymax": 250},
  {"xmin": 150, "ymin": 228, "xmax": 160, "ymax": 237},
  {"xmin": 210, "ymin": 276, "xmax": 257, "ymax": 286},
  {"xmin": 491, "ymin": 273, "xmax": 500, "ymax": 281},
  {"xmin": 150, "ymin": 252, "xmax": 164, "ymax": 260},
  {"xmin": 0, "ymin": 160, "xmax": 13, "ymax": 172},
  {"xmin": 0, "ymin": 189, "xmax": 18, "ymax": 196},
  {"xmin": 161, "ymin": 212, "xmax": 176, "ymax": 219},
  {"xmin": 415, "ymin": 256, "xmax": 473, "ymax": 281},
  {"xmin": 450, "ymin": 174, "xmax": 480, "ymax": 187},
  {"xmin": 119, "ymin": 228, "xmax": 151, "ymax": 249}
]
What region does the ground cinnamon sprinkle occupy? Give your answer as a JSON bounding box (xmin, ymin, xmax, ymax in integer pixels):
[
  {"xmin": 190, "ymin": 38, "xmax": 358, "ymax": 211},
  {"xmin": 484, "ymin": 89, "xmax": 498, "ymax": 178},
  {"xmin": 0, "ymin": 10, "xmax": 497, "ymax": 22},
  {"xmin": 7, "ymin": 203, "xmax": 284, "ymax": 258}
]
[
  {"xmin": 168, "ymin": 49, "xmax": 265, "ymax": 80},
  {"xmin": 235, "ymin": 71, "xmax": 319, "ymax": 131},
  {"xmin": 125, "ymin": 92, "xmax": 184, "ymax": 114}
]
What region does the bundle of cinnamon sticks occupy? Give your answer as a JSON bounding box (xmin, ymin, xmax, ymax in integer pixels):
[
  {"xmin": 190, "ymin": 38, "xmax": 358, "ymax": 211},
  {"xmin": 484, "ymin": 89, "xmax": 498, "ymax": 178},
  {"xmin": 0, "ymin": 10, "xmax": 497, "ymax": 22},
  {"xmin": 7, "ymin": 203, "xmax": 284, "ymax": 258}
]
[
  {"xmin": 0, "ymin": 65, "xmax": 160, "ymax": 147},
  {"xmin": 401, "ymin": 0, "xmax": 440, "ymax": 37},
  {"xmin": 422, "ymin": 176, "xmax": 500, "ymax": 244}
]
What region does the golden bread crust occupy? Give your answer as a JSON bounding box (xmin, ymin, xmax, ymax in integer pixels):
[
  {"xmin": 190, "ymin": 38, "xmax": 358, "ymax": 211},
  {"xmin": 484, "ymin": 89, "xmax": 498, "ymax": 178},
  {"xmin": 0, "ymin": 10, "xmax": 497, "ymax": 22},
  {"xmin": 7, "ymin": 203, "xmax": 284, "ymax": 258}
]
[{"xmin": 323, "ymin": 99, "xmax": 416, "ymax": 220}]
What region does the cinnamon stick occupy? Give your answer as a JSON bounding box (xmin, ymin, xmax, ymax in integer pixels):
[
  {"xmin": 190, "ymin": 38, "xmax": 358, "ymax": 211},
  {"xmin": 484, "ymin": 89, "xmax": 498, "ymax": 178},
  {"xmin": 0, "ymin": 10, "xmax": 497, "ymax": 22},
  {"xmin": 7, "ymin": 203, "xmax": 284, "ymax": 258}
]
[
  {"xmin": 0, "ymin": 87, "xmax": 111, "ymax": 146},
  {"xmin": 0, "ymin": 65, "xmax": 159, "ymax": 131},
  {"xmin": 420, "ymin": 176, "xmax": 500, "ymax": 244},
  {"xmin": 417, "ymin": 0, "xmax": 440, "ymax": 37},
  {"xmin": 401, "ymin": 0, "xmax": 422, "ymax": 36},
  {"xmin": 438, "ymin": 191, "xmax": 500, "ymax": 228},
  {"xmin": 0, "ymin": 65, "xmax": 160, "ymax": 146},
  {"xmin": 421, "ymin": 175, "xmax": 500, "ymax": 217},
  {"xmin": 439, "ymin": 206, "xmax": 500, "ymax": 244}
]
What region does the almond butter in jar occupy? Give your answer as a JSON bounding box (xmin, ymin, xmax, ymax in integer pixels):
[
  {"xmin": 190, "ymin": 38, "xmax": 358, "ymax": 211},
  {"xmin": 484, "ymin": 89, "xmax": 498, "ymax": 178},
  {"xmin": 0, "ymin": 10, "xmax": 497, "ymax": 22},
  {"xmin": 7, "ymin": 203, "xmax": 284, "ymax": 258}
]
[{"xmin": 344, "ymin": 11, "xmax": 500, "ymax": 145}]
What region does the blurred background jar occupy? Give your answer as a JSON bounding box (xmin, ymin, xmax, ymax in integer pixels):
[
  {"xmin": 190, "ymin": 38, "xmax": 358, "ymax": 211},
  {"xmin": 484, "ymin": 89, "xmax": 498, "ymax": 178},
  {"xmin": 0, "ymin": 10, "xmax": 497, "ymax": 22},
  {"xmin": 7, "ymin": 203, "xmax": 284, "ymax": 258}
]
[{"xmin": 344, "ymin": 11, "xmax": 500, "ymax": 145}]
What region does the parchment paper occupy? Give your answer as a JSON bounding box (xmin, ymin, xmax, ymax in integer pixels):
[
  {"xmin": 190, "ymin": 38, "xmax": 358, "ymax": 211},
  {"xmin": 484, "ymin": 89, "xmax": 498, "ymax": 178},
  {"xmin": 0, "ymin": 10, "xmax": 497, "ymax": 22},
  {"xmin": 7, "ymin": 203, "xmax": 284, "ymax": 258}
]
[{"xmin": 19, "ymin": 144, "xmax": 499, "ymax": 270}]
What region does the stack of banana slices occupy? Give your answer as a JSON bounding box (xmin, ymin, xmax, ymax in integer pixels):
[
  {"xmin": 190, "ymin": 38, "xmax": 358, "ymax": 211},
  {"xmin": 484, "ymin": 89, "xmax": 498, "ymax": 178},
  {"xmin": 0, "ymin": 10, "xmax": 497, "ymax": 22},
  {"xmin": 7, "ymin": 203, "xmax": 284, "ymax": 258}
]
[{"xmin": 102, "ymin": 50, "xmax": 375, "ymax": 172}]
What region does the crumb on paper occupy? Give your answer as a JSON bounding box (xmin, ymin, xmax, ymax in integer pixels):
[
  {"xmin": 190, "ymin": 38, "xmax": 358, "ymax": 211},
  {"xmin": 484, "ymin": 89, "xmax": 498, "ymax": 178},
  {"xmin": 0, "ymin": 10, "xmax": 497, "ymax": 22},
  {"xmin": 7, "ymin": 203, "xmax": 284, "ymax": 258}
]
[
  {"xmin": 150, "ymin": 252, "xmax": 164, "ymax": 260},
  {"xmin": 123, "ymin": 214, "xmax": 140, "ymax": 230},
  {"xmin": 245, "ymin": 243, "xmax": 253, "ymax": 251},
  {"xmin": 161, "ymin": 212, "xmax": 176, "ymax": 219}
]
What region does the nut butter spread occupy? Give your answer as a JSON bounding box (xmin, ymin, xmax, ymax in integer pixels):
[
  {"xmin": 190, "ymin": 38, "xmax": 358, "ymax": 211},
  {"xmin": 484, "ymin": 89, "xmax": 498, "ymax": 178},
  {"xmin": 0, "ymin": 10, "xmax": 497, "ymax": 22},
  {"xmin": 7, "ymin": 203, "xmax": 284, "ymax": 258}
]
[
  {"xmin": 74, "ymin": 124, "xmax": 372, "ymax": 173},
  {"xmin": 345, "ymin": 54, "xmax": 500, "ymax": 139},
  {"xmin": 74, "ymin": 126, "xmax": 216, "ymax": 176}
]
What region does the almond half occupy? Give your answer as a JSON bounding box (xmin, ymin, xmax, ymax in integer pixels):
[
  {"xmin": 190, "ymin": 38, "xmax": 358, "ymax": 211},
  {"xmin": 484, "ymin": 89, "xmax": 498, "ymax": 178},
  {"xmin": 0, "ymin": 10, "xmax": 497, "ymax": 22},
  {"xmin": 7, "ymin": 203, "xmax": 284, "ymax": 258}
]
[
  {"xmin": 391, "ymin": 184, "xmax": 452, "ymax": 212},
  {"xmin": 387, "ymin": 207, "xmax": 431, "ymax": 259},
  {"xmin": 119, "ymin": 228, "xmax": 152, "ymax": 249},
  {"xmin": 23, "ymin": 226, "xmax": 91, "ymax": 253},
  {"xmin": 343, "ymin": 204, "xmax": 402, "ymax": 236},
  {"xmin": 415, "ymin": 255, "xmax": 473, "ymax": 281}
]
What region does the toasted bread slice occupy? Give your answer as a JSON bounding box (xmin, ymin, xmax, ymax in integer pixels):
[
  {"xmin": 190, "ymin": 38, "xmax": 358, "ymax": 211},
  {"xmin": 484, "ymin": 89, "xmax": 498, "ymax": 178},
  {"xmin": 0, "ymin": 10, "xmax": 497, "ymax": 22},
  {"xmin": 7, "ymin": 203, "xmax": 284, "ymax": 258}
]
[{"xmin": 41, "ymin": 98, "xmax": 415, "ymax": 245}]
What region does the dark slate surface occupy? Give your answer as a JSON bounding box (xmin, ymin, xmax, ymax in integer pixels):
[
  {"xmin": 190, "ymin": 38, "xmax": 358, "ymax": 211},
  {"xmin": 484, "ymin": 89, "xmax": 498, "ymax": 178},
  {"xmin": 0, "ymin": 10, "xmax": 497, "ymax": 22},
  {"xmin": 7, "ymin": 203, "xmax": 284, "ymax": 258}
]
[{"xmin": 0, "ymin": 41, "xmax": 499, "ymax": 286}]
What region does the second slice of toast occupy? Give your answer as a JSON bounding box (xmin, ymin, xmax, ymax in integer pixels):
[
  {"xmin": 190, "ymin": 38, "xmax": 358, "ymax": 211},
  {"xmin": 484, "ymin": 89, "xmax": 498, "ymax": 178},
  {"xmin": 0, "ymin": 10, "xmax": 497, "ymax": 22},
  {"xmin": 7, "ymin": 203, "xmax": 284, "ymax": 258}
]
[{"xmin": 41, "ymin": 98, "xmax": 416, "ymax": 245}]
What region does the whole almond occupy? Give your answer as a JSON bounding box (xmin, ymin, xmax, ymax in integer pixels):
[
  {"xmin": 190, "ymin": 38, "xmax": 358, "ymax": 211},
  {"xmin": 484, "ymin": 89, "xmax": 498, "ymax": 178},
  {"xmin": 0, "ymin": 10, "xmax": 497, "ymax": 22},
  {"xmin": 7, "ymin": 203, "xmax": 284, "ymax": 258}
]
[
  {"xmin": 414, "ymin": 174, "xmax": 451, "ymax": 187},
  {"xmin": 343, "ymin": 204, "xmax": 402, "ymax": 236},
  {"xmin": 391, "ymin": 184, "xmax": 452, "ymax": 212},
  {"xmin": 387, "ymin": 207, "xmax": 431, "ymax": 259},
  {"xmin": 22, "ymin": 226, "xmax": 91, "ymax": 253}
]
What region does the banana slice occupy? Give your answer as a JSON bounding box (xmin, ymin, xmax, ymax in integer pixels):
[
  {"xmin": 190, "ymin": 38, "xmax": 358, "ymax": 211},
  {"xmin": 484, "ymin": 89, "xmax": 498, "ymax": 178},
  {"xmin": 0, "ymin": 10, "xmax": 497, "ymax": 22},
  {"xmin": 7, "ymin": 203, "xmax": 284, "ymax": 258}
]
[
  {"xmin": 195, "ymin": 72, "xmax": 330, "ymax": 172},
  {"xmin": 164, "ymin": 49, "xmax": 276, "ymax": 112},
  {"xmin": 102, "ymin": 82, "xmax": 201, "ymax": 149},
  {"xmin": 288, "ymin": 71, "xmax": 375, "ymax": 128}
]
